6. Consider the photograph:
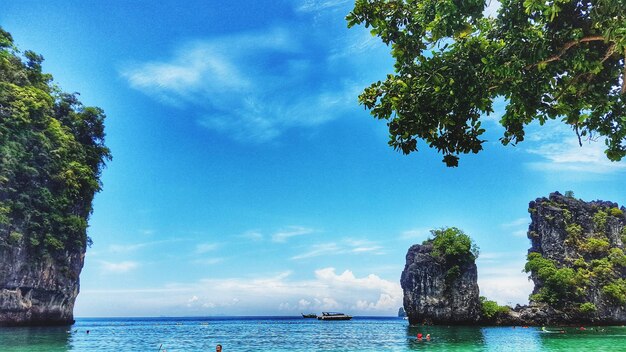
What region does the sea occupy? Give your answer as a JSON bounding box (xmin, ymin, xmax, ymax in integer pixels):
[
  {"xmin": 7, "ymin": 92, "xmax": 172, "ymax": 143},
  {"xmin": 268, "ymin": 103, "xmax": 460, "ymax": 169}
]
[{"xmin": 1, "ymin": 316, "xmax": 625, "ymax": 351}]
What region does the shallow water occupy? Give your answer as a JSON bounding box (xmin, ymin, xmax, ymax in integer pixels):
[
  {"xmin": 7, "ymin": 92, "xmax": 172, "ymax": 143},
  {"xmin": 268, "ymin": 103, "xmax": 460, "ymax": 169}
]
[{"xmin": 1, "ymin": 317, "xmax": 625, "ymax": 351}]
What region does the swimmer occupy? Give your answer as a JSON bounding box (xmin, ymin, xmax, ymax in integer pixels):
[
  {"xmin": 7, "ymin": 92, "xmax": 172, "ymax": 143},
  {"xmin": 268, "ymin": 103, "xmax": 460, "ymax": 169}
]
[
  {"xmin": 417, "ymin": 332, "xmax": 423, "ymax": 341},
  {"xmin": 216, "ymin": 344, "xmax": 222, "ymax": 352},
  {"xmin": 426, "ymin": 334, "xmax": 430, "ymax": 341}
]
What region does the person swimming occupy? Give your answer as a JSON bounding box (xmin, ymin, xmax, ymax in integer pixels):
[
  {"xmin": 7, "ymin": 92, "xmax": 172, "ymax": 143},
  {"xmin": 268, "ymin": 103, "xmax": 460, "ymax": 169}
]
[
  {"xmin": 426, "ymin": 334, "xmax": 430, "ymax": 341},
  {"xmin": 417, "ymin": 332, "xmax": 423, "ymax": 341}
]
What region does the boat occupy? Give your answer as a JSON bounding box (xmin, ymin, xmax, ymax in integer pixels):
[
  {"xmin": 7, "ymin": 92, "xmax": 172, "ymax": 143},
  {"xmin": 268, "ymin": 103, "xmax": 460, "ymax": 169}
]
[
  {"xmin": 317, "ymin": 312, "xmax": 352, "ymax": 321},
  {"xmin": 301, "ymin": 313, "xmax": 317, "ymax": 318}
]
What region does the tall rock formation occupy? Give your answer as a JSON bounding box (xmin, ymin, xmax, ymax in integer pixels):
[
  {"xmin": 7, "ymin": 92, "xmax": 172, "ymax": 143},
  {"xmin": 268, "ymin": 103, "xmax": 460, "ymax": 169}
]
[
  {"xmin": 401, "ymin": 239, "xmax": 481, "ymax": 325},
  {"xmin": 0, "ymin": 28, "xmax": 110, "ymax": 326},
  {"xmin": 525, "ymin": 192, "xmax": 626, "ymax": 324},
  {"xmin": 400, "ymin": 193, "xmax": 626, "ymax": 326}
]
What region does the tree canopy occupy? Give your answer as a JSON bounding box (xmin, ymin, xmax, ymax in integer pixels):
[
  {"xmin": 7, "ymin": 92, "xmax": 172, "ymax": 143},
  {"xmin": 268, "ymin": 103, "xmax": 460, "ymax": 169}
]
[
  {"xmin": 428, "ymin": 227, "xmax": 479, "ymax": 262},
  {"xmin": 0, "ymin": 27, "xmax": 110, "ymax": 259},
  {"xmin": 347, "ymin": 0, "xmax": 626, "ymax": 166}
]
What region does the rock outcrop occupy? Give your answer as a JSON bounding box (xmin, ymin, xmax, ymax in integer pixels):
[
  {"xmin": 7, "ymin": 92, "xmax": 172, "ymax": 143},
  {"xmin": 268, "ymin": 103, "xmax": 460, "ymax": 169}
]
[
  {"xmin": 0, "ymin": 28, "xmax": 109, "ymax": 326},
  {"xmin": 398, "ymin": 307, "xmax": 406, "ymax": 317},
  {"xmin": 522, "ymin": 192, "xmax": 626, "ymax": 324},
  {"xmin": 401, "ymin": 241, "xmax": 481, "ymax": 325},
  {"xmin": 0, "ymin": 244, "xmax": 84, "ymax": 326},
  {"xmin": 401, "ymin": 193, "xmax": 626, "ymax": 326}
]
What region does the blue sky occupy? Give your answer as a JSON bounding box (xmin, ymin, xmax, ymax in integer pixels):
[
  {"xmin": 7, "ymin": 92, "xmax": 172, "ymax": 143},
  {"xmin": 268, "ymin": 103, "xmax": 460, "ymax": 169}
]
[{"xmin": 2, "ymin": 0, "xmax": 625, "ymax": 317}]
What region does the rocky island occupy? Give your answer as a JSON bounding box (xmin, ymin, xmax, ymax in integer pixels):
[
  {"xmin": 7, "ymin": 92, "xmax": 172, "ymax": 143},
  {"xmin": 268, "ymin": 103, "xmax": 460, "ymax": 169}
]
[
  {"xmin": 401, "ymin": 227, "xmax": 481, "ymax": 324},
  {"xmin": 402, "ymin": 192, "xmax": 626, "ymax": 326},
  {"xmin": 0, "ymin": 28, "xmax": 110, "ymax": 326}
]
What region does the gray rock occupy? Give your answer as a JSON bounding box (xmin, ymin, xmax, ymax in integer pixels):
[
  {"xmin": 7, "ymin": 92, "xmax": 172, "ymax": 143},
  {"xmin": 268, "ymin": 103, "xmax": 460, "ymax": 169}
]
[
  {"xmin": 0, "ymin": 243, "xmax": 83, "ymax": 326},
  {"xmin": 401, "ymin": 242, "xmax": 481, "ymax": 325}
]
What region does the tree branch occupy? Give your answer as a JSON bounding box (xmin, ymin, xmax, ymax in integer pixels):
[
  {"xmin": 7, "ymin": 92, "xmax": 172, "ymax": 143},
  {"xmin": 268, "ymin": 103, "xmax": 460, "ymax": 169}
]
[
  {"xmin": 622, "ymin": 48, "xmax": 626, "ymax": 95},
  {"xmin": 600, "ymin": 44, "xmax": 616, "ymax": 63},
  {"xmin": 525, "ymin": 36, "xmax": 606, "ymax": 70}
]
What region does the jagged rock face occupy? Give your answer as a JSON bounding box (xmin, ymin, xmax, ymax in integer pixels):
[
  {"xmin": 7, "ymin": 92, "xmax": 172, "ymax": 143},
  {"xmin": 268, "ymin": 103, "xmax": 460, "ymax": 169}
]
[
  {"xmin": 527, "ymin": 192, "xmax": 626, "ymax": 324},
  {"xmin": 401, "ymin": 242, "xmax": 481, "ymax": 325},
  {"xmin": 0, "ymin": 244, "xmax": 84, "ymax": 326}
]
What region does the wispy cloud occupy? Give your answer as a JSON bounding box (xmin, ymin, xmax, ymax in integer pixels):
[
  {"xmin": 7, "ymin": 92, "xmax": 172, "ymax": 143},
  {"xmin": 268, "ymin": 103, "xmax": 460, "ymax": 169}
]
[
  {"xmin": 100, "ymin": 261, "xmax": 139, "ymax": 273},
  {"xmin": 523, "ymin": 121, "xmax": 626, "ymax": 175},
  {"xmin": 501, "ymin": 217, "xmax": 529, "ymax": 237},
  {"xmin": 502, "ymin": 218, "xmax": 529, "ymax": 228},
  {"xmin": 291, "ymin": 238, "xmax": 384, "ymax": 259},
  {"xmin": 192, "ymin": 258, "xmax": 224, "ymax": 266},
  {"xmin": 238, "ymin": 230, "xmax": 263, "ymax": 241},
  {"xmin": 108, "ymin": 239, "xmax": 183, "ymax": 254},
  {"xmin": 291, "ymin": 243, "xmax": 341, "ymax": 260},
  {"xmin": 121, "ymin": 24, "xmax": 361, "ymax": 142},
  {"xmin": 271, "ymin": 226, "xmax": 315, "ymax": 243},
  {"xmin": 399, "ymin": 228, "xmax": 431, "ymax": 241},
  {"xmin": 297, "ymin": 0, "xmax": 352, "ymax": 12},
  {"xmin": 195, "ymin": 243, "xmax": 218, "ymax": 254}
]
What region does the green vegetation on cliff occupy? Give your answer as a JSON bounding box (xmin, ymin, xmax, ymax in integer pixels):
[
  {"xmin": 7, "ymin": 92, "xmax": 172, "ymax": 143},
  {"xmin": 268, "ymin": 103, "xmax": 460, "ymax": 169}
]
[
  {"xmin": 427, "ymin": 227, "xmax": 479, "ymax": 283},
  {"xmin": 480, "ymin": 296, "xmax": 509, "ymax": 320},
  {"xmin": 0, "ymin": 27, "xmax": 110, "ymax": 259},
  {"xmin": 525, "ymin": 193, "xmax": 626, "ymax": 314},
  {"xmin": 429, "ymin": 227, "xmax": 479, "ymax": 262}
]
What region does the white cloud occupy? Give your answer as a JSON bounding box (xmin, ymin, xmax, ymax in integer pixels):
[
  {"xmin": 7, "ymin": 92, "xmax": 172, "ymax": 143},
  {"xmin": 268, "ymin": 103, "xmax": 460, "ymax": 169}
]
[
  {"xmin": 502, "ymin": 218, "xmax": 529, "ymax": 228},
  {"xmin": 512, "ymin": 229, "xmax": 528, "ymax": 238},
  {"xmin": 477, "ymin": 253, "xmax": 532, "ymax": 306},
  {"xmin": 291, "ymin": 238, "xmax": 385, "ymax": 260},
  {"xmin": 192, "ymin": 258, "xmax": 224, "ymax": 266},
  {"xmin": 108, "ymin": 239, "xmax": 183, "ymax": 254},
  {"xmin": 239, "ymin": 230, "xmax": 263, "ymax": 241},
  {"xmin": 500, "ymin": 218, "xmax": 529, "ymax": 237},
  {"xmin": 100, "ymin": 261, "xmax": 139, "ymax": 273},
  {"xmin": 524, "ymin": 121, "xmax": 626, "ymax": 175},
  {"xmin": 77, "ymin": 267, "xmax": 402, "ymax": 317},
  {"xmin": 291, "ymin": 243, "xmax": 341, "ymax": 260},
  {"xmin": 297, "ymin": 0, "xmax": 352, "ymax": 13},
  {"xmin": 195, "ymin": 243, "xmax": 218, "ymax": 254},
  {"xmin": 121, "ymin": 26, "xmax": 360, "ymax": 142},
  {"xmin": 271, "ymin": 226, "xmax": 315, "ymax": 243},
  {"xmin": 399, "ymin": 228, "xmax": 431, "ymax": 241}
]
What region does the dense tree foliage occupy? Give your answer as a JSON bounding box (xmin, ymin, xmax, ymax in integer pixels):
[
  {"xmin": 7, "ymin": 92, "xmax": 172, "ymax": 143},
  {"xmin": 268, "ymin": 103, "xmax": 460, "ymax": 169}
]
[
  {"xmin": 347, "ymin": 0, "xmax": 626, "ymax": 166},
  {"xmin": 427, "ymin": 227, "xmax": 479, "ymax": 287},
  {"xmin": 480, "ymin": 296, "xmax": 510, "ymax": 319},
  {"xmin": 0, "ymin": 28, "xmax": 110, "ymax": 259},
  {"xmin": 428, "ymin": 227, "xmax": 479, "ymax": 262}
]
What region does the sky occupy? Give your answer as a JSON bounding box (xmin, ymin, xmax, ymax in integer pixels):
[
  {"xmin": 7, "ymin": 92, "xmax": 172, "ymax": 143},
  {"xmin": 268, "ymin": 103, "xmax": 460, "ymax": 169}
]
[{"xmin": 2, "ymin": 0, "xmax": 625, "ymax": 317}]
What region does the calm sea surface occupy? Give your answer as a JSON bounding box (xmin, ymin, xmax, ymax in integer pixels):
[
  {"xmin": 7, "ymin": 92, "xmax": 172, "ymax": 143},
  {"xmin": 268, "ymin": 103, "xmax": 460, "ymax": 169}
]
[{"xmin": 1, "ymin": 317, "xmax": 625, "ymax": 351}]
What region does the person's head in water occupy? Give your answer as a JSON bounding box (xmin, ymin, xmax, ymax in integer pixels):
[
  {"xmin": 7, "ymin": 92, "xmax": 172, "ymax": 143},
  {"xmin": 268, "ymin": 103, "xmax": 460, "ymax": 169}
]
[{"xmin": 216, "ymin": 344, "xmax": 222, "ymax": 352}]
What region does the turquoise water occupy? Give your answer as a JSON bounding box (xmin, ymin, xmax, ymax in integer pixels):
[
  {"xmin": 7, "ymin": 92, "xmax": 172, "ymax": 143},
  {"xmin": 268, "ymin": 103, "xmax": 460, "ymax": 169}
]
[{"xmin": 1, "ymin": 317, "xmax": 625, "ymax": 351}]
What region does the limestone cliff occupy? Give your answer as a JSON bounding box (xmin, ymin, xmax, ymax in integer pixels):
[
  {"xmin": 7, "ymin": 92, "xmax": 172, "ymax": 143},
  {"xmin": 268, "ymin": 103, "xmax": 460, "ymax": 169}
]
[
  {"xmin": 0, "ymin": 28, "xmax": 109, "ymax": 326},
  {"xmin": 401, "ymin": 240, "xmax": 481, "ymax": 325},
  {"xmin": 0, "ymin": 245, "xmax": 84, "ymax": 326},
  {"xmin": 523, "ymin": 192, "xmax": 626, "ymax": 324},
  {"xmin": 400, "ymin": 193, "xmax": 626, "ymax": 326}
]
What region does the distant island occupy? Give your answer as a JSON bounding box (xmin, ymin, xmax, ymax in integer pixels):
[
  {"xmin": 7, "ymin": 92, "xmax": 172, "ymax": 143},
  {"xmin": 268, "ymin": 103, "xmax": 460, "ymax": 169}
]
[
  {"xmin": 0, "ymin": 28, "xmax": 110, "ymax": 326},
  {"xmin": 402, "ymin": 192, "xmax": 626, "ymax": 326}
]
